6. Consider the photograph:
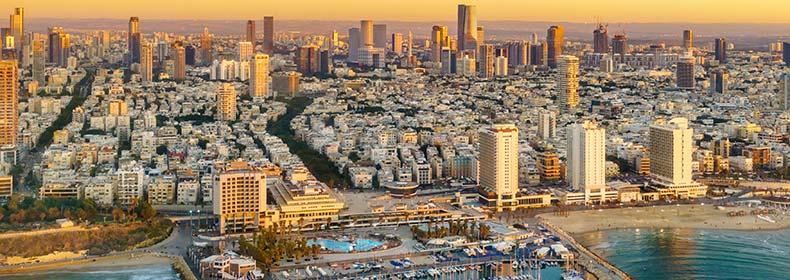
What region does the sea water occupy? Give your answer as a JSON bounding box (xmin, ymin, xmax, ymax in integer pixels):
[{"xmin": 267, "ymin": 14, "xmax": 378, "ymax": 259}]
[
  {"xmin": 2, "ymin": 262, "xmax": 179, "ymax": 280},
  {"xmin": 575, "ymin": 228, "xmax": 790, "ymax": 279}
]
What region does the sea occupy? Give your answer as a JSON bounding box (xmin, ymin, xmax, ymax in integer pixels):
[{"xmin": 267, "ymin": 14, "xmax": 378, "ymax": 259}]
[
  {"xmin": 2, "ymin": 263, "xmax": 179, "ymax": 280},
  {"xmin": 575, "ymin": 228, "xmax": 790, "ymax": 280}
]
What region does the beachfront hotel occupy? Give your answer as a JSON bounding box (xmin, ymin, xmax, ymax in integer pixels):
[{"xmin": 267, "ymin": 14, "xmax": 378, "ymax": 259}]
[
  {"xmin": 648, "ymin": 117, "xmax": 707, "ymax": 199},
  {"xmin": 213, "ymin": 161, "xmax": 267, "ymax": 234},
  {"xmin": 263, "ymin": 178, "xmax": 345, "ymax": 229}
]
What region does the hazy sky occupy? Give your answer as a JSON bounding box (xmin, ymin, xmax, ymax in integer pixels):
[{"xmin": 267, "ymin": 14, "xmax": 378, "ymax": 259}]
[{"xmin": 3, "ymin": 0, "xmax": 789, "ymax": 23}]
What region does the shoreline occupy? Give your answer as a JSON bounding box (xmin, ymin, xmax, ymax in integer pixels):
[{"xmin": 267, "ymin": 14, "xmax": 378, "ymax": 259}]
[
  {"xmin": 569, "ymin": 223, "xmax": 790, "ymax": 236},
  {"xmin": 538, "ymin": 204, "xmax": 789, "ymax": 235},
  {"xmin": 0, "ymin": 252, "xmax": 176, "ymax": 276}
]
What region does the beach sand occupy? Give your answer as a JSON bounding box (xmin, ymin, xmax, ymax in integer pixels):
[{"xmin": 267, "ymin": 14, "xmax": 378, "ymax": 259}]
[
  {"xmin": 0, "ymin": 253, "xmax": 174, "ymax": 274},
  {"xmin": 538, "ymin": 204, "xmax": 789, "ymax": 234}
]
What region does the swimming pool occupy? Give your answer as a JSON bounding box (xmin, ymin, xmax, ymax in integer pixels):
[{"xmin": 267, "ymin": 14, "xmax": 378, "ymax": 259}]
[{"xmin": 308, "ymin": 238, "xmax": 383, "ymax": 253}]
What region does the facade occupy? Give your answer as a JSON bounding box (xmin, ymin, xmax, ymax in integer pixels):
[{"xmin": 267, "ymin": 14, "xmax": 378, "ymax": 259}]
[
  {"xmin": 649, "ymin": 118, "xmax": 707, "ymax": 198},
  {"xmin": 391, "ymin": 33, "xmax": 403, "ymax": 55},
  {"xmin": 557, "ymin": 55, "xmax": 580, "ymax": 112},
  {"xmin": 538, "ymin": 111, "xmax": 556, "ymax": 140},
  {"xmin": 479, "ymin": 124, "xmax": 519, "ymax": 209},
  {"xmin": 710, "ymin": 68, "xmax": 729, "ymax": 94},
  {"xmin": 431, "ymin": 25, "xmax": 449, "ymax": 62},
  {"xmin": 296, "ymin": 45, "xmax": 320, "ymax": 74},
  {"xmin": 0, "ymin": 60, "xmax": 17, "ymax": 147},
  {"xmin": 263, "ymin": 16, "xmax": 274, "ymax": 54},
  {"xmin": 173, "ymin": 44, "xmax": 186, "ymax": 81},
  {"xmin": 478, "ymin": 44, "xmax": 494, "ymax": 78},
  {"xmin": 347, "ymin": 28, "xmax": 360, "ymax": 62},
  {"xmin": 140, "ymin": 42, "xmax": 153, "ymax": 82},
  {"xmin": 683, "ymin": 30, "xmax": 693, "ymax": 50},
  {"xmin": 128, "ymin": 17, "xmax": 140, "ymax": 64},
  {"xmin": 546, "ymin": 25, "xmax": 564, "ymax": 68},
  {"xmin": 216, "ymin": 83, "xmax": 237, "ymax": 121},
  {"xmin": 373, "ymin": 24, "xmax": 387, "ymax": 49},
  {"xmin": 238, "ymin": 41, "xmax": 253, "ymax": 62},
  {"xmin": 0, "ymin": 175, "xmax": 11, "ymax": 198},
  {"xmin": 272, "ymin": 71, "xmax": 301, "ymax": 97},
  {"xmin": 249, "ymin": 54, "xmax": 269, "ymax": 98},
  {"xmin": 264, "ymin": 179, "xmax": 344, "ymax": 229},
  {"xmin": 457, "ymin": 4, "xmax": 478, "ymax": 51},
  {"xmin": 567, "ymin": 121, "xmax": 606, "ymax": 202},
  {"xmin": 200, "ymin": 27, "xmax": 212, "ymax": 65},
  {"xmin": 714, "ymin": 38, "xmax": 727, "ymax": 64},
  {"xmin": 612, "ymin": 34, "xmax": 628, "ymax": 58},
  {"xmin": 593, "ymin": 24, "xmax": 609, "ymax": 53},
  {"xmin": 246, "ymin": 20, "xmax": 256, "ymax": 43},
  {"xmin": 213, "ymin": 161, "xmax": 266, "ymax": 234},
  {"xmin": 116, "ymin": 168, "xmax": 144, "ymax": 207},
  {"xmin": 676, "ymin": 56, "xmax": 695, "ymax": 89}
]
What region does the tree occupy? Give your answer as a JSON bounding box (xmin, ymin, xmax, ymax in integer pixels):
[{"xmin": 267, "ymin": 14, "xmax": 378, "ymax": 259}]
[
  {"xmin": 112, "ymin": 207, "xmax": 125, "ymax": 222},
  {"xmin": 139, "ymin": 201, "xmax": 157, "ymax": 221}
]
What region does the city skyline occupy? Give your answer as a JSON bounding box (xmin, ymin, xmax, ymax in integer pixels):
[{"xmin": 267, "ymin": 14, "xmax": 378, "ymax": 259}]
[{"xmin": 3, "ymin": 0, "xmax": 790, "ymax": 23}]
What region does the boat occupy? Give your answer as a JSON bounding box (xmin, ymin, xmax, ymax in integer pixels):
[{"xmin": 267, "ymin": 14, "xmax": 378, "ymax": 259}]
[{"xmin": 561, "ymin": 269, "xmax": 584, "ymax": 280}]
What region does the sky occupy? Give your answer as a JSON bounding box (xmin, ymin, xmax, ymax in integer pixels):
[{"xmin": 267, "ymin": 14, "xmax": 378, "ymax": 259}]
[{"xmin": 2, "ymin": 0, "xmax": 790, "ymax": 23}]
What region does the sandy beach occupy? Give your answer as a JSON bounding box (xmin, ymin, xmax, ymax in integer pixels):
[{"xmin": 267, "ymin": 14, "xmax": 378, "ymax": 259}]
[
  {"xmin": 538, "ymin": 204, "xmax": 790, "ymax": 234},
  {"xmin": 0, "ymin": 253, "xmax": 175, "ymax": 275}
]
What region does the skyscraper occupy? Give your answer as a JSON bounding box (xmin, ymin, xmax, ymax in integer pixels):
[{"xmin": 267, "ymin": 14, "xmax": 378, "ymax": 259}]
[
  {"xmin": 505, "ymin": 41, "xmax": 529, "ymax": 67},
  {"xmin": 650, "ymin": 118, "xmax": 695, "ymax": 187},
  {"xmin": 249, "ymin": 54, "xmax": 269, "ymax": 98},
  {"xmin": 140, "ymin": 42, "xmax": 153, "ymax": 83},
  {"xmin": 710, "ymin": 68, "xmax": 729, "ymax": 94},
  {"xmin": 593, "ymin": 24, "xmax": 609, "ymax": 53},
  {"xmin": 530, "ymin": 42, "xmax": 547, "ymax": 66},
  {"xmin": 714, "ymin": 38, "xmax": 727, "ymax": 64},
  {"xmin": 567, "ymin": 121, "xmax": 606, "ymax": 195},
  {"xmin": 173, "ymin": 43, "xmax": 186, "ymax": 81},
  {"xmin": 296, "ymin": 45, "xmax": 319, "ymax": 75},
  {"xmin": 238, "ymin": 41, "xmax": 253, "ymax": 62},
  {"xmin": 200, "ymin": 27, "xmax": 212, "ymax": 65},
  {"xmin": 676, "ymin": 56, "xmax": 695, "ymax": 89},
  {"xmin": 783, "ymin": 42, "xmax": 790, "ymax": 66},
  {"xmin": 246, "ymin": 20, "xmax": 256, "ymax": 43},
  {"xmin": 31, "ymin": 40, "xmax": 44, "ymax": 84},
  {"xmin": 373, "ymin": 24, "xmax": 387, "ymax": 49},
  {"xmin": 537, "ymin": 111, "xmax": 556, "ymax": 140},
  {"xmin": 612, "ymin": 34, "xmax": 628, "ymax": 59},
  {"xmin": 263, "ymin": 16, "xmax": 274, "ymax": 54},
  {"xmin": 48, "ymin": 27, "xmax": 70, "ymax": 67},
  {"xmin": 479, "ymin": 124, "xmax": 519, "ymax": 208},
  {"xmin": 781, "ymin": 74, "xmax": 789, "ymax": 111},
  {"xmin": 557, "ymin": 55, "xmax": 579, "ymax": 111},
  {"xmin": 431, "ymin": 25, "xmax": 449, "ymax": 62},
  {"xmin": 216, "ymin": 83, "xmax": 237, "ymax": 121},
  {"xmin": 547, "ymin": 25, "xmax": 564, "ymax": 68},
  {"xmin": 0, "ymin": 60, "xmax": 17, "ymax": 147},
  {"xmin": 494, "ymin": 56, "xmax": 507, "ymax": 76},
  {"xmin": 347, "ymin": 28, "xmax": 360, "ymax": 62},
  {"xmin": 213, "ymin": 161, "xmax": 266, "ymax": 234},
  {"xmin": 478, "ymin": 44, "xmax": 494, "ymax": 78},
  {"xmin": 184, "ymin": 45, "xmax": 196, "ymax": 66},
  {"xmin": 360, "ymin": 20, "xmax": 374, "ymax": 47},
  {"xmin": 391, "ymin": 33, "xmax": 403, "ymax": 55},
  {"xmin": 457, "ymin": 4, "xmax": 478, "ymax": 52},
  {"xmin": 683, "ymin": 30, "xmax": 693, "ymax": 50},
  {"xmin": 128, "ymin": 17, "xmax": 141, "ymax": 65},
  {"xmin": 10, "ymin": 8, "xmax": 23, "ymax": 53}
]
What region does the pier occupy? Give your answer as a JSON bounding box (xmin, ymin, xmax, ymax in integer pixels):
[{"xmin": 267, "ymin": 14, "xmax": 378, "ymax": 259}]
[{"xmin": 540, "ymin": 220, "xmax": 632, "ymax": 280}]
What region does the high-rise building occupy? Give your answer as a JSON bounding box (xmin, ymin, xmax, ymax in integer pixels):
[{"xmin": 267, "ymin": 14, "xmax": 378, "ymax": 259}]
[
  {"xmin": 431, "ymin": 25, "xmax": 449, "ymax": 62},
  {"xmin": 200, "ymin": 27, "xmax": 212, "ymax": 65},
  {"xmin": 476, "ymin": 26, "xmax": 485, "ymax": 45},
  {"xmin": 676, "ymin": 56, "xmax": 695, "ymax": 89},
  {"xmin": 184, "ymin": 45, "xmax": 196, "ymax": 66},
  {"xmin": 246, "ymin": 20, "xmax": 256, "ymax": 43},
  {"xmin": 557, "ymin": 55, "xmax": 579, "ymax": 111},
  {"xmin": 478, "ymin": 44, "xmax": 494, "ymax": 78},
  {"xmin": 683, "ymin": 30, "xmax": 693, "ymax": 50},
  {"xmin": 593, "ymin": 24, "xmax": 609, "ymax": 53},
  {"xmin": 140, "ymin": 42, "xmax": 153, "ymax": 83},
  {"xmin": 612, "ymin": 34, "xmax": 628, "ymax": 59},
  {"xmin": 0, "ymin": 60, "xmax": 18, "ymax": 147},
  {"xmin": 494, "ymin": 56, "xmax": 508, "ymax": 76},
  {"xmin": 547, "ymin": 25, "xmax": 564, "ymax": 68},
  {"xmin": 216, "ymin": 83, "xmax": 236, "ymax": 121},
  {"xmin": 330, "ymin": 30, "xmax": 338, "ymax": 48},
  {"xmin": 10, "ymin": 8, "xmax": 23, "ymax": 53},
  {"xmin": 296, "ymin": 45, "xmax": 320, "ymax": 75},
  {"xmin": 709, "ymin": 68, "xmax": 729, "ymax": 94},
  {"xmin": 373, "ymin": 24, "xmax": 387, "ymax": 49},
  {"xmin": 347, "ymin": 28, "xmax": 360, "ymax": 62},
  {"xmin": 31, "ymin": 40, "xmax": 44, "ymax": 84},
  {"xmin": 530, "ymin": 42, "xmax": 547, "ymax": 66},
  {"xmin": 48, "ymin": 27, "xmax": 70, "ymax": 67},
  {"xmin": 263, "ymin": 16, "xmax": 274, "ymax": 54},
  {"xmin": 714, "ymin": 38, "xmax": 727, "ymax": 64},
  {"xmin": 213, "ymin": 161, "xmax": 266, "ymax": 234},
  {"xmin": 457, "ymin": 54, "xmax": 475, "ymax": 77},
  {"xmin": 537, "ymin": 111, "xmax": 556, "ymax": 140},
  {"xmin": 457, "ymin": 4, "xmax": 478, "ymax": 51},
  {"xmin": 441, "ymin": 48, "xmax": 456, "ymax": 74},
  {"xmin": 479, "ymin": 124, "xmax": 519, "ymax": 208},
  {"xmin": 783, "ymin": 42, "xmax": 790, "ymax": 66},
  {"xmin": 319, "ymin": 49, "xmax": 333, "ymax": 74},
  {"xmin": 505, "ymin": 41, "xmax": 529, "ymax": 67},
  {"xmin": 156, "ymin": 40, "xmax": 168, "ymax": 66},
  {"xmin": 780, "ymin": 73, "xmax": 789, "ymax": 111},
  {"xmin": 391, "ymin": 33, "xmax": 403, "ymax": 55},
  {"xmin": 272, "ymin": 71, "xmax": 301, "ymax": 97},
  {"xmin": 566, "ymin": 121, "xmax": 606, "ymax": 194},
  {"xmin": 128, "ymin": 17, "xmax": 141, "ymax": 65},
  {"xmin": 238, "ymin": 41, "xmax": 253, "ymax": 62},
  {"xmin": 173, "ymin": 44, "xmax": 186, "ymax": 81},
  {"xmin": 249, "ymin": 54, "xmax": 269, "ymax": 98},
  {"xmin": 649, "ymin": 118, "xmax": 699, "ymax": 190},
  {"xmin": 360, "ymin": 20, "xmax": 374, "ymax": 47}
]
